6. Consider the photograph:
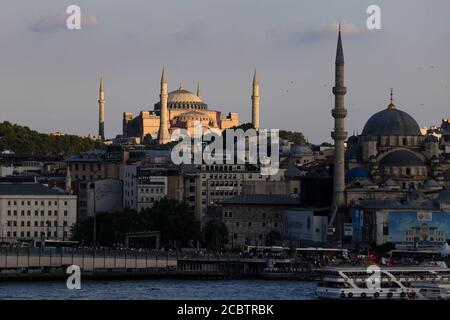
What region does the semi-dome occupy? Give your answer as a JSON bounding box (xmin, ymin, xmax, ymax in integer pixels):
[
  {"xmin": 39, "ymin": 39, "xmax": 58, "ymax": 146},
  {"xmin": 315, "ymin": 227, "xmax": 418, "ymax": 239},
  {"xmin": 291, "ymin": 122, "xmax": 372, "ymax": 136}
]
[
  {"xmin": 380, "ymin": 150, "xmax": 424, "ymax": 166},
  {"xmin": 361, "ymin": 100, "xmax": 421, "ymax": 136}
]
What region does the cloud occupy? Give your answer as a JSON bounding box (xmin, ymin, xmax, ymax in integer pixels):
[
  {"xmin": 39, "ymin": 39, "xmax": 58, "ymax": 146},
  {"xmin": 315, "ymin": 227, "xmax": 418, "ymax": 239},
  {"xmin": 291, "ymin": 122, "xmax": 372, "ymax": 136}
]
[
  {"xmin": 266, "ymin": 20, "xmax": 364, "ymax": 45},
  {"xmin": 167, "ymin": 20, "xmax": 208, "ymax": 45},
  {"xmin": 30, "ymin": 13, "xmax": 97, "ymax": 34}
]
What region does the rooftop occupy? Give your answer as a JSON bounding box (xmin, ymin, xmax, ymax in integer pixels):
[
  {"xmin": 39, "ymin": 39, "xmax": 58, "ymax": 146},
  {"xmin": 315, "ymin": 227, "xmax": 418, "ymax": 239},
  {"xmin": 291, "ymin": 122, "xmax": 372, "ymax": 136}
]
[{"xmin": 0, "ymin": 183, "xmax": 66, "ymax": 196}]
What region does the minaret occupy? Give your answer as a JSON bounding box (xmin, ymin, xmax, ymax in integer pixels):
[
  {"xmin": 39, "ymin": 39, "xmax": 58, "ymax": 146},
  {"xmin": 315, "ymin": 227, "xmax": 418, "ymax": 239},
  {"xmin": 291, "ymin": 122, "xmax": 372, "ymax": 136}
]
[
  {"xmin": 196, "ymin": 81, "xmax": 201, "ymax": 99},
  {"xmin": 157, "ymin": 66, "xmax": 170, "ymax": 144},
  {"xmin": 331, "ymin": 26, "xmax": 347, "ymax": 208},
  {"xmin": 251, "ymin": 69, "xmax": 260, "ymax": 130},
  {"xmin": 65, "ymin": 165, "xmax": 72, "ymax": 195},
  {"xmin": 98, "ymin": 75, "xmax": 105, "ymax": 141}
]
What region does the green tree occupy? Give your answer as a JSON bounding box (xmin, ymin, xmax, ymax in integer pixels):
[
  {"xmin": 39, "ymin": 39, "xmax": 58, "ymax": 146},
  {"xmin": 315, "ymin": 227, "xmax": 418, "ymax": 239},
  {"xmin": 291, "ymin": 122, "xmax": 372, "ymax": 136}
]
[
  {"xmin": 279, "ymin": 130, "xmax": 307, "ymax": 145},
  {"xmin": 71, "ymin": 199, "xmax": 201, "ymax": 248},
  {"xmin": 0, "ymin": 121, "xmax": 103, "ymax": 155},
  {"xmin": 202, "ymin": 220, "xmax": 229, "ymax": 250}
]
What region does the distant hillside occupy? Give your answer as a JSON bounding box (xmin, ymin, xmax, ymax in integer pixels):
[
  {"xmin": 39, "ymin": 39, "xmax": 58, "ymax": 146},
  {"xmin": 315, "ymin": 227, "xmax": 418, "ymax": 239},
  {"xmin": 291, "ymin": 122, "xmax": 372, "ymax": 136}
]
[{"xmin": 0, "ymin": 121, "xmax": 104, "ymax": 156}]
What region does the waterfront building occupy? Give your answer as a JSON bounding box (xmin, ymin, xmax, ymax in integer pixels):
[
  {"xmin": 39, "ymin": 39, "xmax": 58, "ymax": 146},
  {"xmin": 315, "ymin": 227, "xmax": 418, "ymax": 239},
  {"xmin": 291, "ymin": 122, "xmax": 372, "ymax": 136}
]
[
  {"xmin": 218, "ymin": 194, "xmax": 299, "ymax": 248},
  {"xmin": 83, "ymin": 178, "xmax": 123, "ymax": 216},
  {"xmin": 123, "ymin": 149, "xmax": 182, "ymax": 210},
  {"xmin": 283, "ymin": 208, "xmax": 329, "ymax": 247},
  {"xmin": 181, "ymin": 163, "xmax": 282, "ymax": 223},
  {"xmin": 67, "ymin": 147, "xmax": 127, "ymax": 183},
  {"xmin": 0, "ymin": 183, "xmax": 77, "ymax": 243}
]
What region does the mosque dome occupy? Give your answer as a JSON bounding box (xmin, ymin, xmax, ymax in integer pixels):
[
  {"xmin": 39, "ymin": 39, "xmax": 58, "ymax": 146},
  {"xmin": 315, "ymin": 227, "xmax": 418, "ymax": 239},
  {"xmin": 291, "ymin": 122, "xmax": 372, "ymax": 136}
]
[
  {"xmin": 155, "ymin": 86, "xmax": 208, "ymax": 110},
  {"xmin": 290, "ymin": 144, "xmax": 313, "ymax": 157},
  {"xmin": 362, "ymin": 107, "xmax": 421, "ymax": 136},
  {"xmin": 168, "ymin": 88, "xmax": 203, "ymax": 103},
  {"xmin": 361, "ymin": 91, "xmax": 421, "ymax": 136}
]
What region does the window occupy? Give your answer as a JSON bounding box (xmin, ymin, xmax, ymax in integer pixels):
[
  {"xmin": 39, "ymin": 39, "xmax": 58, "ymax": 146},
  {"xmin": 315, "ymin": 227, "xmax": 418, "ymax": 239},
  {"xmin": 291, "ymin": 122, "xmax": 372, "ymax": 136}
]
[{"xmin": 7, "ymin": 210, "xmax": 11, "ymax": 216}]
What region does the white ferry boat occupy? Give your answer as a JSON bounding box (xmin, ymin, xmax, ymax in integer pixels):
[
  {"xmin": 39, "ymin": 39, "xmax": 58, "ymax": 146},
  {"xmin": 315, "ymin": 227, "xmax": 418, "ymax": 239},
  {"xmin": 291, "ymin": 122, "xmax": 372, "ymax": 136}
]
[{"xmin": 315, "ymin": 265, "xmax": 450, "ymax": 299}]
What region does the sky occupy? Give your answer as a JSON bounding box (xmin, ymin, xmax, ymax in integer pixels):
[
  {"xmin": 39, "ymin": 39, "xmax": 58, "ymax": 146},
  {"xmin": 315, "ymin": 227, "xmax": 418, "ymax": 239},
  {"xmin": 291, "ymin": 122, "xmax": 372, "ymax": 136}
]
[{"xmin": 0, "ymin": 0, "xmax": 449, "ymax": 144}]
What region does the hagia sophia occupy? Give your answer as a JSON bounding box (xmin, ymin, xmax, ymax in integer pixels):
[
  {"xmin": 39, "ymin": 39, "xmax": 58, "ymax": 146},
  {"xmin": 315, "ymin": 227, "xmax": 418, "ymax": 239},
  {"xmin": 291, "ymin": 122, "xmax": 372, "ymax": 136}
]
[{"xmin": 121, "ymin": 67, "xmax": 261, "ymax": 143}]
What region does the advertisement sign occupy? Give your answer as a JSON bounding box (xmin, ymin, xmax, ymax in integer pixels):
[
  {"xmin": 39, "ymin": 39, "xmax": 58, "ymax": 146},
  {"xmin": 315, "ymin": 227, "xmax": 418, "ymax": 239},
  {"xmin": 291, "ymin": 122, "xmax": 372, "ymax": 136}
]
[{"xmin": 388, "ymin": 211, "xmax": 450, "ymax": 243}]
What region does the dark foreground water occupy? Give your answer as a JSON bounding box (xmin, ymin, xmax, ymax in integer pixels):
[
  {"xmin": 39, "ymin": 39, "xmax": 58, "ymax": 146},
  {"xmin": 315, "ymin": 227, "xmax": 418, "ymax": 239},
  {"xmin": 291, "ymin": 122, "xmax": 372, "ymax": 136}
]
[{"xmin": 0, "ymin": 279, "xmax": 317, "ymax": 300}]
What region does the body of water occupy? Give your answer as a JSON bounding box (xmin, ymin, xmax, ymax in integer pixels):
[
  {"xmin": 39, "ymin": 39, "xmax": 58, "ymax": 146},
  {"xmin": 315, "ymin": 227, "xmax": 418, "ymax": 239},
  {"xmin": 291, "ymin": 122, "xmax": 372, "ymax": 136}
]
[{"xmin": 0, "ymin": 279, "xmax": 317, "ymax": 300}]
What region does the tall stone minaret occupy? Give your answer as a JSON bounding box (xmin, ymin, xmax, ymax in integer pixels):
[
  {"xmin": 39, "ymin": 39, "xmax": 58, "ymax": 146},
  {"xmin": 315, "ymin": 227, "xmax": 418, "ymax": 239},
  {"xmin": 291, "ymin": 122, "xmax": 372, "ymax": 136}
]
[
  {"xmin": 196, "ymin": 81, "xmax": 201, "ymax": 99},
  {"xmin": 251, "ymin": 69, "xmax": 260, "ymax": 130},
  {"xmin": 65, "ymin": 165, "xmax": 72, "ymax": 195},
  {"xmin": 98, "ymin": 75, "xmax": 105, "ymax": 141},
  {"xmin": 157, "ymin": 66, "xmax": 170, "ymax": 145},
  {"xmin": 331, "ymin": 26, "xmax": 347, "ymax": 208}
]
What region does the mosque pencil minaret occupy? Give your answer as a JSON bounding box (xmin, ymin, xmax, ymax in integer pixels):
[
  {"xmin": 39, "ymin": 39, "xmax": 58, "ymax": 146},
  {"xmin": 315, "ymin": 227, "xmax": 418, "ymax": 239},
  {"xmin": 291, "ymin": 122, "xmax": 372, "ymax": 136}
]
[
  {"xmin": 331, "ymin": 25, "xmax": 347, "ymax": 209},
  {"xmin": 251, "ymin": 69, "xmax": 260, "ymax": 130},
  {"xmin": 98, "ymin": 74, "xmax": 105, "ymax": 141},
  {"xmin": 157, "ymin": 65, "xmax": 170, "ymax": 145}
]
